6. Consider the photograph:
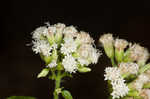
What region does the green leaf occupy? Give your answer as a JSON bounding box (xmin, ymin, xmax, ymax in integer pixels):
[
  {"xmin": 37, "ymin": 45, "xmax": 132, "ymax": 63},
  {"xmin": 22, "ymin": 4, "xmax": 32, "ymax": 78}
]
[
  {"xmin": 104, "ymin": 45, "xmax": 114, "ymax": 59},
  {"xmin": 6, "ymin": 96, "xmax": 36, "ymax": 99},
  {"xmin": 78, "ymin": 67, "xmax": 91, "ymax": 73},
  {"xmin": 61, "ymin": 90, "xmax": 73, "ymax": 99},
  {"xmin": 40, "ymin": 53, "xmax": 52, "ymax": 65},
  {"xmin": 37, "ymin": 68, "xmax": 49, "ymax": 78},
  {"xmin": 127, "ymin": 90, "xmax": 139, "ymax": 97},
  {"xmin": 139, "ymin": 63, "xmax": 150, "ymax": 74}
]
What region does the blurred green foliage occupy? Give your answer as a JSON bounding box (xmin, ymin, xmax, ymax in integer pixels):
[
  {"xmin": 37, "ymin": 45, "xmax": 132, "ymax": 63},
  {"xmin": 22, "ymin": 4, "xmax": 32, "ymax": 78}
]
[{"xmin": 6, "ymin": 96, "xmax": 36, "ymax": 99}]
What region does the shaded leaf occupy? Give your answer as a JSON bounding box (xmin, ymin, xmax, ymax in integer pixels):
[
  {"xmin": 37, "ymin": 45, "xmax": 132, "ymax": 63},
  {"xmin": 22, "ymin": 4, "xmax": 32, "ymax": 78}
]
[
  {"xmin": 37, "ymin": 68, "xmax": 49, "ymax": 78},
  {"xmin": 78, "ymin": 67, "xmax": 91, "ymax": 73},
  {"xmin": 61, "ymin": 90, "xmax": 73, "ymax": 99}
]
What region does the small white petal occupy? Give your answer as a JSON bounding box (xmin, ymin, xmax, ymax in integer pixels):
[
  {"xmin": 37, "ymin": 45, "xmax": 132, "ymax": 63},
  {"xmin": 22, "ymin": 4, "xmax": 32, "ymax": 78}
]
[{"xmin": 62, "ymin": 54, "xmax": 77, "ymax": 73}]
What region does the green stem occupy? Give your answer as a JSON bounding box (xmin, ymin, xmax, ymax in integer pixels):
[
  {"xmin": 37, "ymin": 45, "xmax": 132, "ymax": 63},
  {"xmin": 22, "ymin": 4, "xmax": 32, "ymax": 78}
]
[
  {"xmin": 54, "ymin": 71, "xmax": 62, "ymax": 99},
  {"xmin": 111, "ymin": 58, "xmax": 116, "ymax": 66}
]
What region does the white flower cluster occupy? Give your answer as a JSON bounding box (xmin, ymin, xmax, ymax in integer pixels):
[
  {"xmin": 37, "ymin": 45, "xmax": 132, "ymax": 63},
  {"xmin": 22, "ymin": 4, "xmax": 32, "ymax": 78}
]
[
  {"xmin": 129, "ymin": 44, "xmax": 149, "ymax": 63},
  {"xmin": 100, "ymin": 33, "xmax": 150, "ymax": 99},
  {"xmin": 104, "ymin": 67, "xmax": 129, "ymax": 99},
  {"xmin": 119, "ymin": 62, "xmax": 139, "ymax": 75},
  {"xmin": 32, "ymin": 23, "xmax": 101, "ymax": 73},
  {"xmin": 135, "ymin": 74, "xmax": 150, "ymax": 91}
]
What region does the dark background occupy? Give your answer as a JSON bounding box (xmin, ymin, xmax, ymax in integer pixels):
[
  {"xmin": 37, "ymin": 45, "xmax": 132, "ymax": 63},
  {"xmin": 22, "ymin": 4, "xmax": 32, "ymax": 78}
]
[{"xmin": 1, "ymin": 1, "xmax": 150, "ymax": 99}]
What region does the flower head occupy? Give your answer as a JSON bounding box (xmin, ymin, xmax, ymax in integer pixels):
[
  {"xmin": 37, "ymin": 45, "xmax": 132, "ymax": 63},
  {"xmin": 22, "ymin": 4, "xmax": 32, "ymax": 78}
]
[
  {"xmin": 54, "ymin": 23, "xmax": 66, "ymax": 34},
  {"xmin": 32, "ymin": 40, "xmax": 52, "ymax": 56},
  {"xmin": 104, "ymin": 67, "xmax": 121, "ymax": 81},
  {"xmin": 134, "ymin": 74, "xmax": 149, "ymax": 91},
  {"xmin": 129, "ymin": 44, "xmax": 146, "ymax": 62},
  {"xmin": 31, "ymin": 23, "xmax": 100, "ymax": 74},
  {"xmin": 99, "ymin": 33, "xmax": 114, "ymax": 58},
  {"xmin": 61, "ymin": 38, "xmax": 77, "ymax": 55},
  {"xmin": 119, "ymin": 62, "xmax": 139, "ymax": 75},
  {"xmin": 32, "ymin": 26, "xmax": 47, "ymax": 40},
  {"xmin": 77, "ymin": 44, "xmax": 101, "ymax": 66},
  {"xmin": 76, "ymin": 31, "xmax": 94, "ymax": 44},
  {"xmin": 111, "ymin": 79, "xmax": 129, "ymax": 99},
  {"xmin": 99, "ymin": 34, "xmax": 114, "ymax": 46},
  {"xmin": 137, "ymin": 48, "xmax": 149, "ymax": 66},
  {"xmin": 104, "ymin": 67, "xmax": 129, "ymax": 99},
  {"xmin": 62, "ymin": 54, "xmax": 77, "ymax": 73},
  {"xmin": 115, "ymin": 39, "xmax": 128, "ymax": 51},
  {"xmin": 63, "ymin": 26, "xmax": 78, "ymax": 38}
]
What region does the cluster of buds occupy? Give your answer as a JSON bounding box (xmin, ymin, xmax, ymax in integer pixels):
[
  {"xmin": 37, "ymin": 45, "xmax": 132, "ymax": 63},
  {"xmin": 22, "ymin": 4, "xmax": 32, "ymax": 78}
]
[
  {"xmin": 32, "ymin": 23, "xmax": 101, "ymax": 75},
  {"xmin": 100, "ymin": 34, "xmax": 150, "ymax": 99}
]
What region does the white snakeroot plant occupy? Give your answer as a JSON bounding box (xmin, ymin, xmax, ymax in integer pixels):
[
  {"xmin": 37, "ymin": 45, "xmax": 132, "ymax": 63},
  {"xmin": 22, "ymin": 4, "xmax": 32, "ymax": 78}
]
[
  {"xmin": 31, "ymin": 23, "xmax": 101, "ymax": 99},
  {"xmin": 99, "ymin": 33, "xmax": 150, "ymax": 99}
]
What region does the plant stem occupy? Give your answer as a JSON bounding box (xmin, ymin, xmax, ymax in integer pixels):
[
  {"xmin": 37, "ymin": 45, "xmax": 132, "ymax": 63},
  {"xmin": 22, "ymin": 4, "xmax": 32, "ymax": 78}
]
[
  {"xmin": 54, "ymin": 71, "xmax": 61, "ymax": 99},
  {"xmin": 111, "ymin": 58, "xmax": 116, "ymax": 66}
]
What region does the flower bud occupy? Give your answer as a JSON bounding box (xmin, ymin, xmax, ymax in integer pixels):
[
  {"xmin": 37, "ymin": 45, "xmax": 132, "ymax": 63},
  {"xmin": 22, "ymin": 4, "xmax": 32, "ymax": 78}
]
[
  {"xmin": 115, "ymin": 39, "xmax": 128, "ymax": 62},
  {"xmin": 54, "ymin": 23, "xmax": 66, "ymax": 44},
  {"xmin": 99, "ymin": 34, "xmax": 114, "ymax": 58},
  {"xmin": 40, "ymin": 53, "xmax": 52, "ymax": 65},
  {"xmin": 45, "ymin": 26, "xmax": 56, "ymax": 45}
]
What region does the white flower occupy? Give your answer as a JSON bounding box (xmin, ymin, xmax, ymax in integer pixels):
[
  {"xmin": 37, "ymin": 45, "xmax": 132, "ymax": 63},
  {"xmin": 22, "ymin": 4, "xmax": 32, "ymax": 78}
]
[
  {"xmin": 99, "ymin": 33, "xmax": 114, "ymax": 58},
  {"xmin": 104, "ymin": 67, "xmax": 129, "ymax": 99},
  {"xmin": 104, "ymin": 67, "xmax": 121, "ymax": 81},
  {"xmin": 76, "ymin": 31, "xmax": 94, "ymax": 44},
  {"xmin": 111, "ymin": 78, "xmax": 129, "ymax": 99},
  {"xmin": 99, "ymin": 33, "xmax": 114, "ymax": 47},
  {"xmin": 32, "ymin": 40, "xmax": 52, "ymax": 56},
  {"xmin": 54, "ymin": 23, "xmax": 66, "ymax": 34},
  {"xmin": 135, "ymin": 74, "xmax": 149, "ymax": 91},
  {"xmin": 77, "ymin": 57, "xmax": 90, "ymax": 66},
  {"xmin": 137, "ymin": 48, "xmax": 149, "ymax": 66},
  {"xmin": 90, "ymin": 48, "xmax": 101, "ymax": 64},
  {"xmin": 119, "ymin": 62, "xmax": 139, "ymax": 75},
  {"xmin": 32, "ymin": 26, "xmax": 47, "ymax": 40},
  {"xmin": 62, "ymin": 54, "xmax": 77, "ymax": 73},
  {"xmin": 31, "ymin": 23, "xmax": 101, "ymax": 74},
  {"xmin": 115, "ymin": 39, "xmax": 128, "ymax": 51},
  {"xmin": 63, "ymin": 26, "xmax": 78, "ymax": 37},
  {"xmin": 77, "ymin": 44, "xmax": 92, "ymax": 66},
  {"xmin": 47, "ymin": 26, "xmax": 56, "ymax": 36},
  {"xmin": 61, "ymin": 38, "xmax": 77, "ymax": 55},
  {"xmin": 129, "ymin": 44, "xmax": 146, "ymax": 61}
]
